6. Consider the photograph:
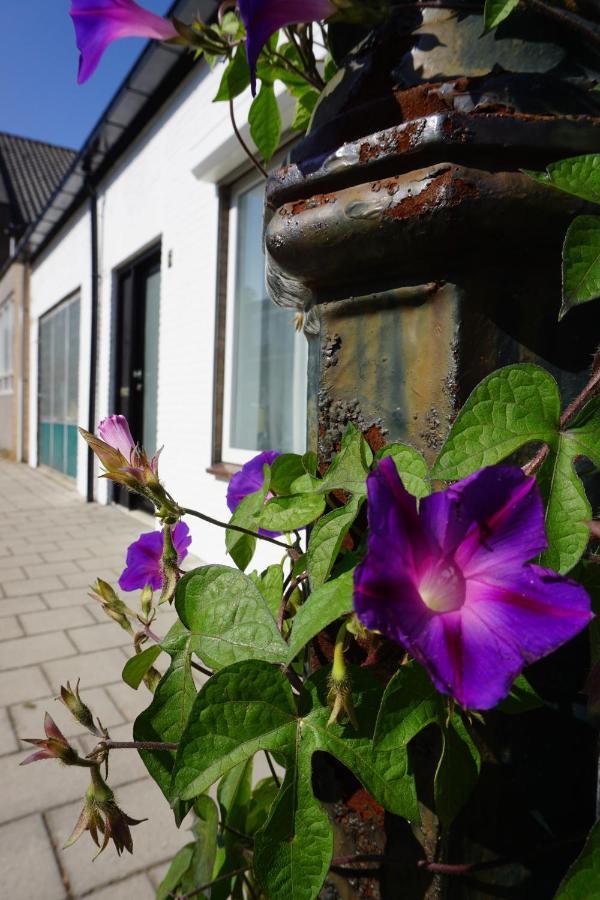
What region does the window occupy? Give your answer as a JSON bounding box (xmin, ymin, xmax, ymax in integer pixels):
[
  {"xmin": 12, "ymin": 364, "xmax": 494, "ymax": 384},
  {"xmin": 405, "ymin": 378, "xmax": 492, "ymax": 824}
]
[
  {"xmin": 38, "ymin": 295, "xmax": 80, "ymax": 478},
  {"xmin": 221, "ymin": 173, "xmax": 308, "ymax": 464},
  {"xmin": 0, "ymin": 298, "xmax": 14, "ymax": 394}
]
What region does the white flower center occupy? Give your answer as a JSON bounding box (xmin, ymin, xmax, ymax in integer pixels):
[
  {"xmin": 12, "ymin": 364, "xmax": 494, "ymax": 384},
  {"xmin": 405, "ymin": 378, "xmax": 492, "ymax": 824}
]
[{"xmin": 419, "ymin": 559, "xmax": 466, "ymax": 613}]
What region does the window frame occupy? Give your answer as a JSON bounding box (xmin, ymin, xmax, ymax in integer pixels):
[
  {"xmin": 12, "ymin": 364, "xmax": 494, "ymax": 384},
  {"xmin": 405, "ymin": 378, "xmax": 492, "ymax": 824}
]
[
  {"xmin": 218, "ymin": 168, "xmax": 307, "ymax": 467},
  {"xmin": 0, "ymin": 296, "xmax": 14, "ymax": 395}
]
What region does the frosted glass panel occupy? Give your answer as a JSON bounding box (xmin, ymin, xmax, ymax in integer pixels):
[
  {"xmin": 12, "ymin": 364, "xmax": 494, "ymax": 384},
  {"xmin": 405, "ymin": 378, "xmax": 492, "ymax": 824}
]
[
  {"xmin": 38, "ymin": 296, "xmax": 80, "ymax": 477},
  {"xmin": 229, "ymin": 181, "xmax": 307, "ymax": 454}
]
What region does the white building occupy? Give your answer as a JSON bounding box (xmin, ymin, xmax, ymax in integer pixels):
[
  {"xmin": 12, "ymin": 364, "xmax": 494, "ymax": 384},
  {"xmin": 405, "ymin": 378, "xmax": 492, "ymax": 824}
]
[{"xmin": 17, "ymin": 0, "xmax": 307, "ymax": 565}]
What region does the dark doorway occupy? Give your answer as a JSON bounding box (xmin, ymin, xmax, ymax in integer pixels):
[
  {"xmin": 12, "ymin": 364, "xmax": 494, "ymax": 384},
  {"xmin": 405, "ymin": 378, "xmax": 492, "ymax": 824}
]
[{"xmin": 113, "ymin": 247, "xmax": 161, "ymax": 510}]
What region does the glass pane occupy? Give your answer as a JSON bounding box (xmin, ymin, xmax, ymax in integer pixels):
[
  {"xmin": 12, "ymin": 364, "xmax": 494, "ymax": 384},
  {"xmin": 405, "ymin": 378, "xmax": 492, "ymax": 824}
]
[
  {"xmin": 66, "ymin": 300, "xmax": 80, "ymax": 424},
  {"xmin": 229, "ymin": 181, "xmax": 307, "ymax": 454},
  {"xmin": 143, "ymin": 269, "xmax": 160, "ymax": 458}
]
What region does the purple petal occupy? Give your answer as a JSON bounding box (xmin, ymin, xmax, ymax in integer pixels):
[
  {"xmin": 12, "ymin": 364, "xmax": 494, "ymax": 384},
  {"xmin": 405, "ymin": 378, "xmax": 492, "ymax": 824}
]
[
  {"xmin": 119, "ymin": 529, "xmax": 163, "ymax": 591},
  {"xmin": 412, "ymin": 564, "xmax": 592, "ymax": 709},
  {"xmin": 172, "ymin": 522, "xmax": 192, "ymax": 560},
  {"xmin": 20, "ymin": 749, "xmax": 54, "ymax": 766},
  {"xmin": 44, "ymin": 713, "xmax": 68, "ymax": 744},
  {"xmin": 421, "ymin": 466, "xmax": 547, "ymax": 577},
  {"xmin": 97, "ymin": 414, "xmax": 135, "ymax": 459},
  {"xmin": 70, "ymin": 0, "xmax": 177, "ymax": 84},
  {"xmin": 238, "ymin": 0, "xmax": 336, "ymax": 92},
  {"xmin": 226, "ymin": 451, "xmax": 281, "ymax": 513},
  {"xmin": 354, "ymin": 457, "xmax": 434, "ymax": 640}
]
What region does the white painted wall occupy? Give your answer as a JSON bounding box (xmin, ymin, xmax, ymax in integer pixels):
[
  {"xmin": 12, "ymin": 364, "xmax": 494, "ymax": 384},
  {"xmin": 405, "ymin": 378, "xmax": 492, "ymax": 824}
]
[{"xmin": 29, "ymin": 58, "xmax": 293, "ymax": 570}]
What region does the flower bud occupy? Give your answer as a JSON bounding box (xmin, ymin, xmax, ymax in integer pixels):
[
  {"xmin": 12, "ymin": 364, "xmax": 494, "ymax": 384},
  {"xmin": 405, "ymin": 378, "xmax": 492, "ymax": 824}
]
[
  {"xmin": 326, "ymin": 621, "xmax": 358, "ymax": 729},
  {"xmin": 65, "ymin": 767, "xmax": 146, "ymax": 857},
  {"xmin": 21, "ymin": 712, "xmax": 82, "ymax": 766},
  {"xmin": 59, "ymin": 680, "xmax": 102, "ymax": 737},
  {"xmin": 140, "ymin": 584, "xmax": 153, "ymax": 620},
  {"xmin": 159, "ymin": 525, "xmax": 181, "ymax": 605},
  {"xmin": 90, "ymin": 579, "xmax": 134, "ymax": 633}
]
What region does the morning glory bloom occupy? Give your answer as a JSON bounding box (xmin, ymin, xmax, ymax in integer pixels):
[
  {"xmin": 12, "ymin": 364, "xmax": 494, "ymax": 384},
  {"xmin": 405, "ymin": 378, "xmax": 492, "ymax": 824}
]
[
  {"xmin": 227, "ymin": 450, "xmax": 282, "ymax": 536},
  {"xmin": 119, "ymin": 522, "xmax": 191, "ymax": 591},
  {"xmin": 98, "ymin": 414, "xmax": 135, "ymax": 460},
  {"xmin": 238, "ymin": 0, "xmax": 337, "ymax": 91},
  {"xmin": 70, "ymin": 0, "xmax": 178, "ymax": 84},
  {"xmin": 354, "ymin": 458, "xmax": 592, "ymax": 709}
]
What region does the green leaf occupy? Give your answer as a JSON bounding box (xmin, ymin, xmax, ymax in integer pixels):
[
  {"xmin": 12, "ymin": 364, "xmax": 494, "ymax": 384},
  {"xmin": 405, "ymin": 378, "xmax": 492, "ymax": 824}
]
[
  {"xmin": 291, "ymin": 88, "xmax": 319, "ymax": 132},
  {"xmin": 434, "ymin": 714, "xmax": 480, "ymax": 828},
  {"xmin": 250, "ymin": 565, "xmax": 284, "ymax": 620},
  {"xmin": 554, "ymin": 818, "xmax": 600, "ymax": 898},
  {"xmin": 537, "ymin": 436, "xmax": 592, "ymax": 573},
  {"xmin": 172, "ymin": 661, "xmax": 418, "ymax": 900},
  {"xmin": 254, "ymin": 738, "xmax": 332, "ymax": 900},
  {"xmin": 270, "ymin": 455, "xmax": 306, "ymax": 495},
  {"xmin": 184, "ymin": 796, "xmax": 220, "ymax": 893},
  {"xmin": 172, "ymin": 661, "xmax": 298, "ymax": 802},
  {"xmin": 226, "ymin": 467, "xmax": 270, "ymax": 571},
  {"xmin": 497, "ymin": 674, "xmax": 543, "ymax": 714},
  {"xmin": 286, "ymin": 570, "xmax": 355, "ymax": 664},
  {"xmin": 483, "ymin": 0, "xmax": 519, "ymax": 31},
  {"xmin": 373, "ymin": 663, "xmax": 443, "ymax": 750},
  {"xmin": 527, "ymin": 155, "xmax": 600, "ymax": 205},
  {"xmin": 567, "ymin": 396, "xmax": 600, "ymax": 468},
  {"xmin": 377, "ymin": 443, "xmax": 430, "ymax": 499},
  {"xmin": 260, "ymin": 492, "xmax": 326, "ymax": 532},
  {"xmin": 432, "ymin": 364, "xmax": 560, "ymax": 481},
  {"xmin": 176, "ymin": 565, "xmax": 288, "ymax": 670},
  {"xmin": 134, "ymin": 622, "xmax": 197, "ymax": 824},
  {"xmin": 307, "ymin": 496, "xmax": 362, "ymax": 589},
  {"xmin": 316, "ymin": 423, "xmax": 373, "ymax": 496},
  {"xmin": 122, "ymin": 645, "xmax": 162, "ymax": 690},
  {"xmin": 218, "ymin": 759, "xmax": 253, "ymax": 831},
  {"xmin": 214, "ymin": 45, "xmax": 251, "ymax": 102},
  {"xmin": 156, "ymin": 844, "xmax": 195, "ymax": 900},
  {"xmin": 249, "ymin": 82, "xmax": 281, "ymax": 162},
  {"xmin": 246, "ymin": 777, "xmax": 280, "ymax": 835},
  {"xmin": 561, "ymin": 215, "xmax": 600, "ymax": 318}
]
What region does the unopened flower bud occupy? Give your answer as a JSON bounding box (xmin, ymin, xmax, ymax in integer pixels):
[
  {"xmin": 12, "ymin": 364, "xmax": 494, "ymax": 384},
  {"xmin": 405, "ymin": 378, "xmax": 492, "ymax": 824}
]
[
  {"xmin": 159, "ymin": 525, "xmax": 181, "ymax": 605},
  {"xmin": 140, "ymin": 584, "xmax": 153, "ymax": 620},
  {"xmin": 90, "ymin": 579, "xmax": 134, "ymax": 632},
  {"xmin": 327, "ymin": 622, "xmax": 358, "ymax": 729},
  {"xmin": 59, "ymin": 680, "xmax": 102, "ymax": 737},
  {"xmin": 21, "ymin": 712, "xmax": 82, "ymax": 766}
]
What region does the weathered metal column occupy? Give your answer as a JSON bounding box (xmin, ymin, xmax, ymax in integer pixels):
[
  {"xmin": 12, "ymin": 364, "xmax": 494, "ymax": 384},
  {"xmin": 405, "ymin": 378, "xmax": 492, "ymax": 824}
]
[{"xmin": 263, "ymin": 5, "xmax": 600, "ymax": 898}]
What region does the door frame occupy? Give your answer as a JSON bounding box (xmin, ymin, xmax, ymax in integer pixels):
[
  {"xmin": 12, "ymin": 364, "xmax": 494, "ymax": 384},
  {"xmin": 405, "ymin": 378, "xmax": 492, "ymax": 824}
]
[{"xmin": 112, "ymin": 244, "xmax": 161, "ymax": 509}]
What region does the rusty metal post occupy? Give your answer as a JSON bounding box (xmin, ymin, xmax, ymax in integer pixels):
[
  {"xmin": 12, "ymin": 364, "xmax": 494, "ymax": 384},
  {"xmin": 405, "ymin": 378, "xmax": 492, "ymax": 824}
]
[{"xmin": 264, "ymin": 5, "xmax": 600, "ymax": 898}]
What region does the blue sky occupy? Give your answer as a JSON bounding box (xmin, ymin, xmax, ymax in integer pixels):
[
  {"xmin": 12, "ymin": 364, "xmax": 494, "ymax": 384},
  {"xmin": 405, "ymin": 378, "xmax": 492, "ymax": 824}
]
[{"xmin": 0, "ymin": 0, "xmax": 173, "ymax": 151}]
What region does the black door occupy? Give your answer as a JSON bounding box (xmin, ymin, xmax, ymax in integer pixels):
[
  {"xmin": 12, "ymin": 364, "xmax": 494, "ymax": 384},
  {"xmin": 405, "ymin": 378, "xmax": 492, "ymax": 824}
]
[{"xmin": 114, "ymin": 248, "xmax": 161, "ymax": 509}]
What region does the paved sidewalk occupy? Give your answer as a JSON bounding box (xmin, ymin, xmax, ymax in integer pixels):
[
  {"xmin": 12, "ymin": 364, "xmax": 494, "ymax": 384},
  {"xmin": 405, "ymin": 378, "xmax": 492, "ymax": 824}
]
[{"xmin": 0, "ymin": 459, "xmax": 196, "ymax": 899}]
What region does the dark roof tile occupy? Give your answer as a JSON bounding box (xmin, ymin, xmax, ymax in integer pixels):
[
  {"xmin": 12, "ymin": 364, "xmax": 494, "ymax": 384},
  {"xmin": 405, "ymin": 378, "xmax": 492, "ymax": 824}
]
[{"xmin": 0, "ymin": 133, "xmax": 76, "ymax": 228}]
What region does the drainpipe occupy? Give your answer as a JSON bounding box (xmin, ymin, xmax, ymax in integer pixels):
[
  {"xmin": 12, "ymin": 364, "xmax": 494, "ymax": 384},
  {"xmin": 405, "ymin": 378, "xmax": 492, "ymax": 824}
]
[
  {"xmin": 86, "ymin": 181, "xmax": 99, "ymax": 503},
  {"xmin": 16, "ymin": 254, "xmax": 28, "ymax": 462}
]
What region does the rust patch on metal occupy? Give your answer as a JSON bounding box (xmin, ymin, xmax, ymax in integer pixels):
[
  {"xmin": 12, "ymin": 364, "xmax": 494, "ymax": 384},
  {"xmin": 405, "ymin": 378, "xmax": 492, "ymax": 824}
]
[
  {"xmin": 280, "ymin": 193, "xmax": 337, "ymax": 217},
  {"xmin": 382, "ymin": 169, "xmax": 479, "ymax": 221}
]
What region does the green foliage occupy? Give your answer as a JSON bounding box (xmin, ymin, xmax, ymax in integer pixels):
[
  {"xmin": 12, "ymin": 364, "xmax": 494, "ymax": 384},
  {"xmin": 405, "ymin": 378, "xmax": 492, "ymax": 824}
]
[
  {"xmin": 434, "ymin": 714, "xmax": 480, "ymax": 828},
  {"xmin": 285, "ymin": 570, "xmax": 354, "ymax": 664},
  {"xmin": 527, "ymin": 155, "xmax": 600, "ymax": 205},
  {"xmin": 562, "ymin": 216, "xmax": 600, "ymax": 317},
  {"xmin": 432, "ymin": 364, "xmax": 560, "ymax": 481},
  {"xmin": 122, "ymin": 645, "xmax": 162, "ymax": 690},
  {"xmin": 497, "ymin": 674, "xmax": 543, "ymax": 714},
  {"xmin": 226, "ymin": 465, "xmax": 270, "ymax": 571},
  {"xmin": 554, "ymin": 818, "xmax": 600, "ymax": 898},
  {"xmin": 483, "ymin": 0, "xmax": 519, "ymax": 31},
  {"xmin": 176, "ymin": 565, "xmax": 288, "ymax": 670},
  {"xmin": 250, "ymin": 564, "xmax": 284, "ymax": 620},
  {"xmin": 156, "ymin": 796, "xmax": 220, "ymax": 900},
  {"xmin": 249, "ymin": 82, "xmax": 281, "ymax": 162},
  {"xmin": 376, "ymin": 442, "xmax": 430, "ymax": 499},
  {"xmin": 171, "ymin": 661, "xmax": 417, "ymax": 900},
  {"xmin": 306, "ymin": 496, "xmax": 362, "ymax": 588},
  {"xmin": 432, "ymin": 363, "xmax": 600, "ymax": 572},
  {"xmin": 133, "ymin": 622, "xmax": 196, "ymax": 824},
  {"xmin": 260, "ymin": 491, "xmax": 326, "ymax": 532},
  {"xmin": 214, "ymin": 45, "xmax": 251, "ymax": 101}
]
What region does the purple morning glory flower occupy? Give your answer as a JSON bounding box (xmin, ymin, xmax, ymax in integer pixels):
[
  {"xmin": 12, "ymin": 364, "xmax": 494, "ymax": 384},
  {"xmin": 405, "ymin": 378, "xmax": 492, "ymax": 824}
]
[
  {"xmin": 227, "ymin": 450, "xmax": 281, "ymax": 537},
  {"xmin": 354, "ymin": 458, "xmax": 593, "ymax": 710},
  {"xmin": 119, "ymin": 522, "xmax": 191, "ymax": 592},
  {"xmin": 70, "ymin": 0, "xmax": 178, "ymax": 84},
  {"xmin": 238, "ymin": 0, "xmax": 337, "ymax": 92}
]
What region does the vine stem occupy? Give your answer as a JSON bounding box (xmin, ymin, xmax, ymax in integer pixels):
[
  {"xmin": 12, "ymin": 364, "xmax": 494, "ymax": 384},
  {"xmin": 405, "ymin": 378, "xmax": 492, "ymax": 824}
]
[
  {"xmin": 174, "ymin": 866, "xmax": 251, "ymax": 900},
  {"xmin": 183, "ymin": 506, "xmax": 294, "ymax": 552},
  {"xmin": 523, "ymin": 365, "xmax": 600, "ymax": 477},
  {"xmin": 141, "ymin": 622, "xmax": 213, "ymax": 677},
  {"xmin": 263, "ymin": 750, "xmax": 281, "ymax": 789},
  {"xmin": 89, "ymin": 740, "xmax": 179, "ymax": 754},
  {"xmin": 277, "ymin": 571, "xmax": 309, "ymax": 632},
  {"xmin": 228, "ymin": 98, "xmax": 267, "ymax": 179}
]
